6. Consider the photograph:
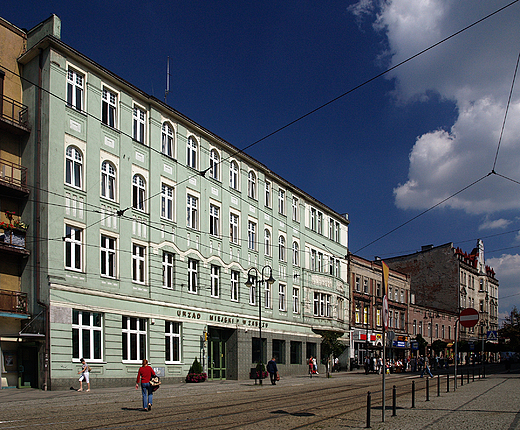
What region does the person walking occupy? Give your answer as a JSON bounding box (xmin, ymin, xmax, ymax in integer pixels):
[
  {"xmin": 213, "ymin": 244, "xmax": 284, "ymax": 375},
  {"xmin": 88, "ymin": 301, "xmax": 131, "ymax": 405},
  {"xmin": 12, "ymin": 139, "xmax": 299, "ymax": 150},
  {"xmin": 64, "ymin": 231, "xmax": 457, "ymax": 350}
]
[
  {"xmin": 136, "ymin": 359, "xmax": 156, "ymax": 411},
  {"xmin": 420, "ymin": 355, "xmax": 434, "ymax": 378},
  {"xmin": 267, "ymin": 357, "xmax": 278, "ymax": 385},
  {"xmin": 308, "ymin": 356, "xmax": 314, "ymax": 377},
  {"xmin": 77, "ymin": 358, "xmax": 90, "ymax": 392},
  {"xmin": 313, "ymin": 356, "xmax": 318, "ymax": 374}
]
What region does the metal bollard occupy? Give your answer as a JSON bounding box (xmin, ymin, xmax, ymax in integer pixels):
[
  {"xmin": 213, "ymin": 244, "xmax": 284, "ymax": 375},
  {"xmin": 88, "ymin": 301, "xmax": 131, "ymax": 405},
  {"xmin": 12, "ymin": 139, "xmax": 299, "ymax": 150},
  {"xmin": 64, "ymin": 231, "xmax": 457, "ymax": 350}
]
[
  {"xmin": 478, "ymin": 368, "xmax": 481, "ymax": 379},
  {"xmin": 461, "ymin": 372, "xmax": 463, "ymax": 386},
  {"xmin": 366, "ymin": 391, "xmax": 371, "ymax": 429},
  {"xmin": 437, "ymin": 374, "xmax": 440, "ymax": 397},
  {"xmin": 426, "ymin": 376, "xmax": 430, "ymax": 401},
  {"xmin": 392, "ymin": 385, "xmax": 397, "ymax": 417},
  {"xmin": 472, "ymin": 369, "xmax": 474, "ymax": 382},
  {"xmin": 467, "ymin": 370, "xmax": 470, "ymax": 384},
  {"xmin": 447, "ymin": 373, "xmax": 450, "ymax": 393},
  {"xmin": 412, "ymin": 380, "xmax": 416, "ymax": 408},
  {"xmin": 483, "ymin": 365, "xmax": 486, "ymax": 379}
]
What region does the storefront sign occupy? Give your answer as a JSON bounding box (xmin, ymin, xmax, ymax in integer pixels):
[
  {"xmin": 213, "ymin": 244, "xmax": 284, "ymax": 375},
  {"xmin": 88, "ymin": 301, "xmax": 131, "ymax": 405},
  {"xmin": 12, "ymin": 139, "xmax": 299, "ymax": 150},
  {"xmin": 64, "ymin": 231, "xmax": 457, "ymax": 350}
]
[{"xmin": 392, "ymin": 341, "xmax": 407, "ymax": 348}]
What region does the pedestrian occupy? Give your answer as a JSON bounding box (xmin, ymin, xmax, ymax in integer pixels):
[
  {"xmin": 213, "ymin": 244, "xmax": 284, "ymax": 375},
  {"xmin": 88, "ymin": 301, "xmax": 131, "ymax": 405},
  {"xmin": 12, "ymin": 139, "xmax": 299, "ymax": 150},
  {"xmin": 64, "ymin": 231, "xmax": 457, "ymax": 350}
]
[
  {"xmin": 420, "ymin": 355, "xmax": 434, "ymax": 378},
  {"xmin": 136, "ymin": 359, "xmax": 156, "ymax": 411},
  {"xmin": 334, "ymin": 357, "xmax": 339, "ymax": 372},
  {"xmin": 312, "ymin": 356, "xmax": 318, "ymax": 374},
  {"xmin": 77, "ymin": 358, "xmax": 90, "ymax": 392},
  {"xmin": 266, "ymin": 357, "xmax": 278, "ymax": 385},
  {"xmin": 308, "ymin": 356, "xmax": 314, "ymax": 377}
]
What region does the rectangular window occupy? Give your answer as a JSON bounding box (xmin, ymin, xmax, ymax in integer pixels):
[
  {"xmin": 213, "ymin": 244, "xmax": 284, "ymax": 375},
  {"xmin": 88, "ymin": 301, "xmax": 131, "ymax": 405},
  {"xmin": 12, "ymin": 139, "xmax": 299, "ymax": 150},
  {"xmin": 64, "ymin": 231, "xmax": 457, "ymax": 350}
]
[
  {"xmin": 102, "ymin": 87, "xmax": 117, "ymax": 128},
  {"xmin": 265, "ymin": 180, "xmax": 271, "ymax": 208},
  {"xmin": 376, "ymin": 309, "xmax": 382, "ymax": 326},
  {"xmin": 161, "ymin": 184, "xmax": 174, "ymax": 221},
  {"xmin": 314, "ymin": 292, "xmax": 331, "ymax": 317},
  {"xmin": 363, "ymin": 306, "xmax": 369, "ymax": 324},
  {"xmin": 311, "ymin": 250, "xmax": 316, "ymax": 271},
  {"xmin": 122, "ymin": 316, "xmax": 147, "ymax": 362},
  {"xmin": 210, "ymin": 204, "xmax": 220, "ymax": 236},
  {"xmin": 133, "ymin": 106, "xmax": 145, "ymax": 143},
  {"xmin": 272, "ymin": 339, "xmax": 286, "ymax": 364},
  {"xmin": 310, "ymin": 208, "xmax": 316, "ymax": 231},
  {"xmin": 165, "ymin": 321, "xmax": 181, "ymax": 363},
  {"xmin": 264, "ymin": 283, "xmax": 271, "ymax": 309},
  {"xmin": 100, "ymin": 235, "xmax": 116, "ymax": 278},
  {"xmin": 278, "ymin": 189, "xmax": 285, "ymax": 215},
  {"xmin": 355, "ymin": 304, "xmax": 360, "ymax": 323},
  {"xmin": 376, "ymin": 282, "xmax": 381, "ymax": 297},
  {"xmin": 65, "ymin": 225, "xmax": 83, "ymax": 271},
  {"xmin": 252, "ymin": 337, "xmax": 266, "ymax": 364},
  {"xmin": 230, "ymin": 213, "xmax": 239, "ymax": 244},
  {"xmin": 419, "ymin": 321, "xmax": 423, "ymax": 335},
  {"xmin": 188, "ymin": 259, "xmax": 198, "ymax": 293},
  {"xmin": 211, "ymin": 265, "xmax": 220, "ymax": 298},
  {"xmin": 67, "ymin": 68, "xmax": 83, "ymax": 111},
  {"xmin": 413, "ymin": 320, "xmax": 417, "ymax": 335},
  {"xmin": 132, "ymin": 244, "xmax": 146, "ymax": 283},
  {"xmin": 249, "ymin": 276, "xmax": 256, "ymax": 305},
  {"xmin": 162, "ymin": 251, "xmax": 174, "ymax": 289},
  {"xmin": 279, "ymin": 283, "xmax": 286, "ymax": 311},
  {"xmin": 72, "ymin": 310, "xmax": 102, "ymax": 361},
  {"xmin": 290, "ymin": 341, "xmax": 302, "ymax": 365},
  {"xmin": 248, "ymin": 221, "xmax": 256, "ymax": 251},
  {"xmin": 329, "ymin": 218, "xmax": 334, "ymax": 240},
  {"xmin": 317, "ymin": 252, "xmax": 323, "ymax": 272},
  {"xmin": 363, "ymin": 278, "xmax": 369, "ymax": 293},
  {"xmin": 187, "ymin": 194, "xmax": 198, "ymax": 229},
  {"xmin": 292, "ymin": 287, "xmax": 300, "ymax": 314},
  {"xmin": 317, "ymin": 212, "xmax": 323, "ymax": 235},
  {"xmin": 355, "ymin": 276, "xmax": 360, "ymax": 292},
  {"xmin": 292, "ymin": 197, "xmax": 299, "ymax": 222},
  {"xmin": 231, "ymin": 270, "xmax": 239, "ymax": 302},
  {"xmin": 335, "ymin": 222, "xmax": 340, "ymax": 242}
]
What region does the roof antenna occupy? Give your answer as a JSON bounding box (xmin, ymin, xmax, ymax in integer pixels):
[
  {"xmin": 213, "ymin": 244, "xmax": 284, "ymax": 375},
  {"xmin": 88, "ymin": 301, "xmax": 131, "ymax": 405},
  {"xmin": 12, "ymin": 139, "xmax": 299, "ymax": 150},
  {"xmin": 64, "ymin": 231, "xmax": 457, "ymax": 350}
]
[{"xmin": 165, "ymin": 56, "xmax": 170, "ymax": 104}]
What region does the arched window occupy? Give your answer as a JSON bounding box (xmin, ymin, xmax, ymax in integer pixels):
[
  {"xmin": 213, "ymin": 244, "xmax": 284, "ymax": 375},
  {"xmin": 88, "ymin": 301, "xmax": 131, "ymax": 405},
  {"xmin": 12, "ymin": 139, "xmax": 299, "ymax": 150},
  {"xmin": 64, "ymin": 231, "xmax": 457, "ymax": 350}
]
[
  {"xmin": 162, "ymin": 122, "xmax": 174, "ymax": 157},
  {"xmin": 65, "ymin": 146, "xmax": 83, "ymax": 189},
  {"xmin": 279, "ymin": 235, "xmax": 286, "ymax": 262},
  {"xmin": 101, "ymin": 161, "xmax": 116, "ymax": 201},
  {"xmin": 292, "ymin": 241, "xmax": 299, "ymax": 266},
  {"xmin": 248, "ymin": 171, "xmax": 256, "ymax": 199},
  {"xmin": 264, "ymin": 229, "xmax": 271, "ymax": 256},
  {"xmin": 132, "ymin": 174, "xmax": 146, "ymax": 211},
  {"xmin": 187, "ymin": 136, "xmax": 197, "ymax": 168},
  {"xmin": 230, "ymin": 160, "xmax": 239, "ymax": 190},
  {"xmin": 210, "ymin": 149, "xmax": 220, "ymax": 181}
]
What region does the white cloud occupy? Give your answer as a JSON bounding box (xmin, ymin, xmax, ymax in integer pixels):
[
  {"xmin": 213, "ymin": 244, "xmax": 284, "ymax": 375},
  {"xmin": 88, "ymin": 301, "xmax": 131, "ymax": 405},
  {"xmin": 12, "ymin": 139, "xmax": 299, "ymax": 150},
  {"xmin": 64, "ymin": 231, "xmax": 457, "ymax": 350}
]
[
  {"xmin": 486, "ymin": 254, "xmax": 520, "ymax": 315},
  {"xmin": 478, "ymin": 218, "xmax": 512, "ymax": 230},
  {"xmin": 351, "ymin": 0, "xmax": 520, "ymax": 213}
]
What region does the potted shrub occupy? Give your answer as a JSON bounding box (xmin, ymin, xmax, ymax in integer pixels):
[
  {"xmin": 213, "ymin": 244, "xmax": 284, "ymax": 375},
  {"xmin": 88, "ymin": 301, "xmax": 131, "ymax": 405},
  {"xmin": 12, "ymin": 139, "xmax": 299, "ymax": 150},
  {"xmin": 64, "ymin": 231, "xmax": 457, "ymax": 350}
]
[{"xmin": 185, "ymin": 358, "xmax": 207, "ymax": 383}]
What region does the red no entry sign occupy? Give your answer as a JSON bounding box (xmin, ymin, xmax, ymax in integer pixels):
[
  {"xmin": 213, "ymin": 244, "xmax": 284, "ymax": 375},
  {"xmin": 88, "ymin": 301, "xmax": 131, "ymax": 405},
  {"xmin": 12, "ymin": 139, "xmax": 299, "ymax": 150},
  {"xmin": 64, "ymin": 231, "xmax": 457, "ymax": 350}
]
[{"xmin": 459, "ymin": 308, "xmax": 479, "ymax": 328}]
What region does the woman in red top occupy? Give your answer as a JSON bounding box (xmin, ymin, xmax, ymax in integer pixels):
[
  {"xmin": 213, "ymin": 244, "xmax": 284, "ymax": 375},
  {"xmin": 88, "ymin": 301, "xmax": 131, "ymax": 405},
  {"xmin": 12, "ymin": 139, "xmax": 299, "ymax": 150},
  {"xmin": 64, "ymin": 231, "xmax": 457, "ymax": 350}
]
[{"xmin": 136, "ymin": 359, "xmax": 156, "ymax": 411}]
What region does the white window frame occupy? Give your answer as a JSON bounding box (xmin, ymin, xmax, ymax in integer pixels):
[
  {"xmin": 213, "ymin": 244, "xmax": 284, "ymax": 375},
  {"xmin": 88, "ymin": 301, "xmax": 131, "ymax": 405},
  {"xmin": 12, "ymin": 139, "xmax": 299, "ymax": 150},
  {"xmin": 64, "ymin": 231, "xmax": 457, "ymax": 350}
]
[
  {"xmin": 187, "ymin": 194, "xmax": 198, "ymax": 230},
  {"xmin": 133, "ymin": 105, "xmax": 146, "ymax": 143},
  {"xmin": 188, "ymin": 258, "xmax": 198, "ymax": 293},
  {"xmin": 165, "ymin": 321, "xmax": 181, "ymax": 363},
  {"xmin": 132, "ymin": 174, "xmax": 146, "ymax": 212},
  {"xmin": 161, "ymin": 183, "xmax": 174, "ymax": 221},
  {"xmin": 292, "ymin": 287, "xmax": 300, "ymax": 314},
  {"xmin": 265, "ymin": 180, "xmax": 271, "ymax": 208},
  {"xmin": 100, "ymin": 234, "xmax": 116, "ymax": 278},
  {"xmin": 248, "ymin": 171, "xmax": 256, "ymax": 199},
  {"xmin": 279, "ymin": 283, "xmax": 286, "ymax": 312},
  {"xmin": 101, "ymin": 161, "xmax": 116, "ymax": 201},
  {"xmin": 187, "ymin": 136, "xmax": 198, "ymax": 169},
  {"xmin": 162, "ymin": 122, "xmax": 174, "ymax": 157},
  {"xmin": 279, "ymin": 235, "xmax": 286, "ymax": 262},
  {"xmin": 264, "ymin": 282, "xmax": 271, "ymax": 309},
  {"xmin": 211, "ymin": 265, "xmax": 220, "ymax": 298},
  {"xmin": 292, "ymin": 197, "xmax": 299, "ymax": 222},
  {"xmin": 67, "ymin": 68, "xmax": 84, "ymax": 111},
  {"xmin": 132, "ymin": 243, "xmax": 146, "ymax": 284},
  {"xmin": 292, "ymin": 241, "xmax": 299, "ymax": 266},
  {"xmin": 314, "ymin": 292, "xmax": 331, "ymax": 317},
  {"xmin": 230, "ymin": 212, "xmax": 239, "ymax": 244},
  {"xmin": 248, "ymin": 220, "xmax": 256, "ymax": 251},
  {"xmin": 209, "ymin": 203, "xmax": 220, "ymax": 237},
  {"xmin": 278, "ymin": 189, "xmax": 285, "ymax": 215},
  {"xmin": 65, "ymin": 224, "xmax": 83, "ymax": 271},
  {"xmin": 230, "ymin": 160, "xmax": 239, "ymax": 190},
  {"xmin": 65, "ymin": 146, "xmax": 83, "ymax": 189},
  {"xmin": 231, "ymin": 270, "xmax": 239, "ymax": 302},
  {"xmin": 209, "ymin": 149, "xmax": 220, "ymax": 181},
  {"xmin": 264, "ymin": 229, "xmax": 271, "ymax": 256},
  {"xmin": 249, "ymin": 278, "xmax": 256, "ymax": 305},
  {"xmin": 310, "ymin": 208, "xmax": 316, "ymax": 231},
  {"xmin": 122, "ymin": 316, "xmax": 147, "ymax": 362},
  {"xmin": 102, "ymin": 87, "xmax": 117, "ymax": 128},
  {"xmin": 162, "ymin": 251, "xmax": 174, "ymax": 289},
  {"xmin": 72, "ymin": 310, "xmax": 102, "ymax": 361}
]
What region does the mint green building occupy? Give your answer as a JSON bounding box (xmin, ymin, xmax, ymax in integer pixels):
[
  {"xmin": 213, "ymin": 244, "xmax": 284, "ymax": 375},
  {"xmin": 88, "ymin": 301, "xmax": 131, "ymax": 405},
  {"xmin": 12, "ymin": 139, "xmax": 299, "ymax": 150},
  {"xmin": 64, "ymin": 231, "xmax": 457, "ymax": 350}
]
[{"xmin": 18, "ymin": 15, "xmax": 350, "ymax": 389}]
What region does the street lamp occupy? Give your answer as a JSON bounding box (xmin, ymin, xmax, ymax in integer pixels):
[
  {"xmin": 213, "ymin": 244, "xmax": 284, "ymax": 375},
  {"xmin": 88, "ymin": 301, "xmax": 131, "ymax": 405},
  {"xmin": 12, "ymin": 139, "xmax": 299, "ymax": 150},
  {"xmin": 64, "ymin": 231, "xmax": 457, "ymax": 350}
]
[
  {"xmin": 245, "ymin": 265, "xmax": 275, "ymax": 373},
  {"xmin": 424, "ymin": 311, "xmax": 439, "ymax": 357}
]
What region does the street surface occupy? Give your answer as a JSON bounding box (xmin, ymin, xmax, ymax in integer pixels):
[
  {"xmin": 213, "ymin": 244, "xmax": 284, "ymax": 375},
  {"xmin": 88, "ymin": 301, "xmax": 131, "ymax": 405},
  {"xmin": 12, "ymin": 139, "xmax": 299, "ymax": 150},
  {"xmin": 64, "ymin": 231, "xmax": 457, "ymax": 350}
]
[{"xmin": 0, "ymin": 364, "xmax": 518, "ymax": 429}]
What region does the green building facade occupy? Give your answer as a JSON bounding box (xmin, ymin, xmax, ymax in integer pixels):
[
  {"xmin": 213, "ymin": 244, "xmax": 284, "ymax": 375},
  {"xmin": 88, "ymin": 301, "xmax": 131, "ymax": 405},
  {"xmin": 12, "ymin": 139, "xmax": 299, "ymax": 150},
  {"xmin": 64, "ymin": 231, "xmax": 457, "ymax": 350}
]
[{"xmin": 19, "ymin": 15, "xmax": 350, "ymax": 389}]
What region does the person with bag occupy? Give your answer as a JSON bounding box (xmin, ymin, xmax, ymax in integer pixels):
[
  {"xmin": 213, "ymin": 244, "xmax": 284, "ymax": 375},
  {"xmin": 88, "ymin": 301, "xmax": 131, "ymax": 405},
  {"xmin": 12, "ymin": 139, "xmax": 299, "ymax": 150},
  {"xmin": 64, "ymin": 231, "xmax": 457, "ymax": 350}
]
[
  {"xmin": 136, "ymin": 359, "xmax": 156, "ymax": 411},
  {"xmin": 77, "ymin": 358, "xmax": 90, "ymax": 392},
  {"xmin": 266, "ymin": 357, "xmax": 278, "ymax": 385}
]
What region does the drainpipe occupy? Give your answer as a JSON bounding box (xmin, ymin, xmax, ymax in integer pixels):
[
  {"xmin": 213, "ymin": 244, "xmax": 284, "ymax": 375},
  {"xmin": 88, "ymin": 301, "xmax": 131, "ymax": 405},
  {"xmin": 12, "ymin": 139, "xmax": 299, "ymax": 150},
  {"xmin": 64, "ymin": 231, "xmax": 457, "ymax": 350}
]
[{"xmin": 36, "ymin": 48, "xmax": 49, "ymax": 391}]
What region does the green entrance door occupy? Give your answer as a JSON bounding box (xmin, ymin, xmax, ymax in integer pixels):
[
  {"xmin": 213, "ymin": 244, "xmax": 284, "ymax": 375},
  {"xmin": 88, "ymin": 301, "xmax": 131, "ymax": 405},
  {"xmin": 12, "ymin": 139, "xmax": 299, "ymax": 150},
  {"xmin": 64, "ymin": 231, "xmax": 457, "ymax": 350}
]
[{"xmin": 209, "ymin": 339, "xmax": 226, "ymax": 380}]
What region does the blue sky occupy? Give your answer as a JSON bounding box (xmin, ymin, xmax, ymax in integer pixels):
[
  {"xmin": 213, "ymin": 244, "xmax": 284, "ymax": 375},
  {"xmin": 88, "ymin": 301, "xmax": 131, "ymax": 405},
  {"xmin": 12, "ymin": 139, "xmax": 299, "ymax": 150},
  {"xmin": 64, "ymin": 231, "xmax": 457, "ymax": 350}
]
[{"xmin": 3, "ymin": 1, "xmax": 520, "ymax": 321}]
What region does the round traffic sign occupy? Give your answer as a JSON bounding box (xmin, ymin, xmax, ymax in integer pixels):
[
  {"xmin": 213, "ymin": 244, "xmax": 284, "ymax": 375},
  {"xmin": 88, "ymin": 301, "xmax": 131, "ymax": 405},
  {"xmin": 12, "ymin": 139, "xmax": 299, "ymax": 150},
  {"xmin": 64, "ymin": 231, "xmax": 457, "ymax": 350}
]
[
  {"xmin": 459, "ymin": 308, "xmax": 479, "ymax": 328},
  {"xmin": 382, "ymin": 295, "xmax": 389, "ymax": 330}
]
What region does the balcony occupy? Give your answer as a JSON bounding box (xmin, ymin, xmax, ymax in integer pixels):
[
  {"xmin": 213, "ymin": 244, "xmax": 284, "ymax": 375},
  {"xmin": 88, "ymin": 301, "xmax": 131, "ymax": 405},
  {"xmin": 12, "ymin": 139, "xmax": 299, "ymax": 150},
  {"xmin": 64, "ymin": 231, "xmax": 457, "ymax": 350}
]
[
  {"xmin": 0, "ymin": 289, "xmax": 28, "ymax": 315},
  {"xmin": 0, "ymin": 158, "xmax": 29, "ymax": 196},
  {"xmin": 0, "ymin": 94, "xmax": 30, "ymax": 134},
  {"xmin": 0, "ymin": 228, "xmax": 30, "ymax": 256}
]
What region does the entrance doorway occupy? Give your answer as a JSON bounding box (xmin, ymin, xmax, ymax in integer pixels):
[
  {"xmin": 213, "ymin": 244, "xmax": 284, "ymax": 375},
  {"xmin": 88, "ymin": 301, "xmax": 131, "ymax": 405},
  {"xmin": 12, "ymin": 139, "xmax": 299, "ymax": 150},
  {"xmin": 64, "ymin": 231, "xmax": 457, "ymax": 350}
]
[{"xmin": 207, "ymin": 328, "xmax": 233, "ymax": 380}]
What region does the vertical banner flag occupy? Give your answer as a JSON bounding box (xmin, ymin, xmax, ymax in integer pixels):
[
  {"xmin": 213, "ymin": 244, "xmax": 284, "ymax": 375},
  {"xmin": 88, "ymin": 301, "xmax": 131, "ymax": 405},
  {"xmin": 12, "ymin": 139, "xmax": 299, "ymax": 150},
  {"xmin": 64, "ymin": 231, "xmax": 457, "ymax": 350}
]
[{"xmin": 382, "ymin": 261, "xmax": 389, "ymax": 331}]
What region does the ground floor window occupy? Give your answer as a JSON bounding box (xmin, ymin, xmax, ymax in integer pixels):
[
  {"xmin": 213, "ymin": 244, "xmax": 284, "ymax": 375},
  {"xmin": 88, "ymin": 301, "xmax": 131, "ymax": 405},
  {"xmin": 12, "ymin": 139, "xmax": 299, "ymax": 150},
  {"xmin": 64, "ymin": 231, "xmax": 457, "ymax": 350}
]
[
  {"xmin": 290, "ymin": 341, "xmax": 302, "ymax": 364},
  {"xmin": 122, "ymin": 316, "xmax": 147, "ymax": 362},
  {"xmin": 252, "ymin": 337, "xmax": 266, "ymax": 364},
  {"xmin": 306, "ymin": 342, "xmax": 317, "ymax": 362},
  {"xmin": 72, "ymin": 310, "xmax": 102, "ymax": 361},
  {"xmin": 272, "ymin": 339, "xmax": 286, "ymax": 364},
  {"xmin": 165, "ymin": 321, "xmax": 181, "ymax": 363}
]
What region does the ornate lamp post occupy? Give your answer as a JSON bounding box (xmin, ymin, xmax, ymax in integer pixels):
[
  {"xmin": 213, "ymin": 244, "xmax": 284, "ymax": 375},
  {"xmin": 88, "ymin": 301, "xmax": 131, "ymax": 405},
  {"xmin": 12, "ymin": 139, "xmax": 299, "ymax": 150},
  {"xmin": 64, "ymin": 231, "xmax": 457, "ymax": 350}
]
[{"xmin": 245, "ymin": 265, "xmax": 275, "ymax": 381}]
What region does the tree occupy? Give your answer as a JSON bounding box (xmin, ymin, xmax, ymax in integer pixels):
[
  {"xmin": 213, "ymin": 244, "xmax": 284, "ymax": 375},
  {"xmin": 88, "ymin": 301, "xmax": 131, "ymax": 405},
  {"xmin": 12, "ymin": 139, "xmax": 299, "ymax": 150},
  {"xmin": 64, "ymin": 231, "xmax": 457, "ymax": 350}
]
[
  {"xmin": 499, "ymin": 307, "xmax": 520, "ymax": 352},
  {"xmin": 415, "ymin": 334, "xmax": 428, "ymax": 355},
  {"xmin": 432, "ymin": 339, "xmax": 447, "ymax": 354},
  {"xmin": 318, "ymin": 331, "xmax": 347, "ymax": 361}
]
